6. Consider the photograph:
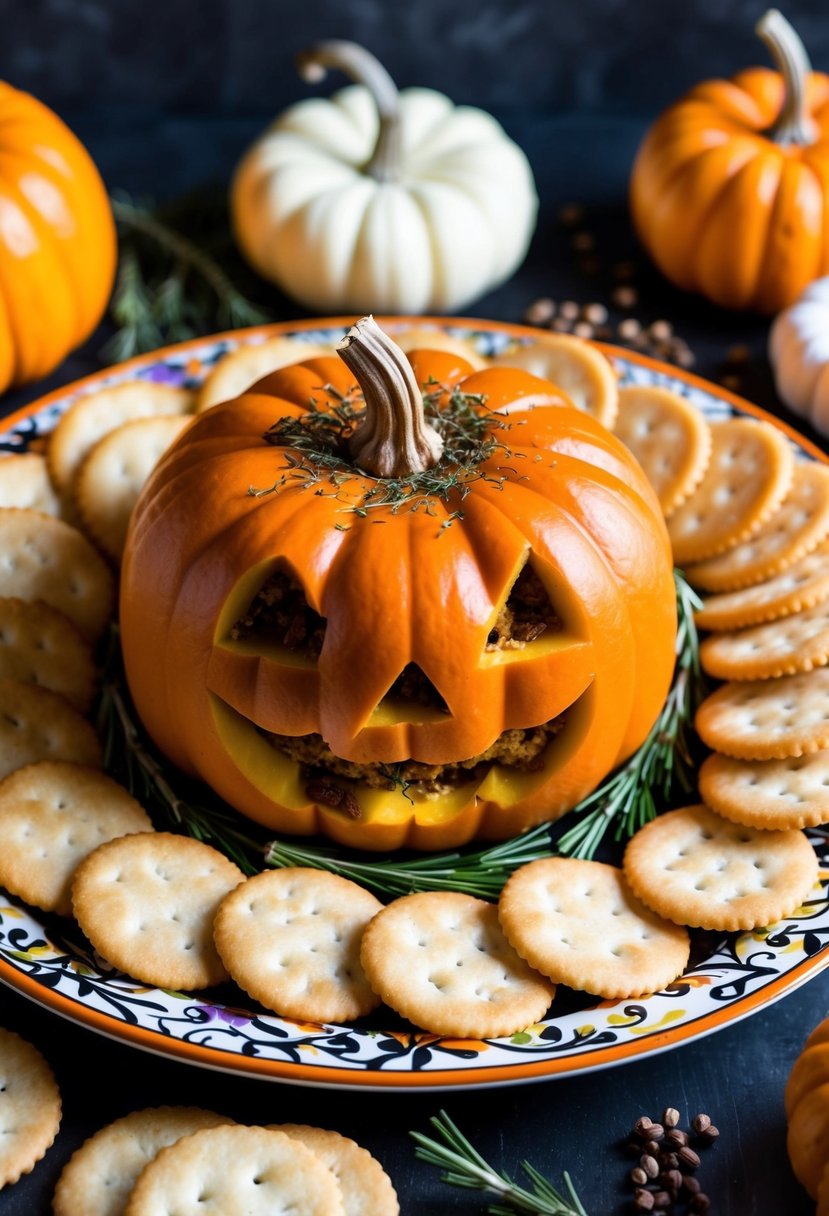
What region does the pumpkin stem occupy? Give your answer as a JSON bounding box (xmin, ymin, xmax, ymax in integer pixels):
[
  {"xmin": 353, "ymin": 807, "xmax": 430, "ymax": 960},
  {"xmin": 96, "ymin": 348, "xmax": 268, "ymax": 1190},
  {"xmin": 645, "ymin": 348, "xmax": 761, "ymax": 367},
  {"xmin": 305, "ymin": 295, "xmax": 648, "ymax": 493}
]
[
  {"xmin": 756, "ymin": 9, "xmax": 816, "ymax": 146},
  {"xmin": 296, "ymin": 41, "xmax": 402, "ymax": 183},
  {"xmin": 338, "ymin": 316, "xmax": 444, "ymax": 478}
]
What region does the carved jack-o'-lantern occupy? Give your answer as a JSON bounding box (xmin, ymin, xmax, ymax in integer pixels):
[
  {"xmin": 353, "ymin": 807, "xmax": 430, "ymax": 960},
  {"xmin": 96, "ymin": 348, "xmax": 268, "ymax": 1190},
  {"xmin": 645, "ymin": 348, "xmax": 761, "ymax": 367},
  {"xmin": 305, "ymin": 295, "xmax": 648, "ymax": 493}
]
[{"xmin": 120, "ymin": 318, "xmax": 677, "ymax": 851}]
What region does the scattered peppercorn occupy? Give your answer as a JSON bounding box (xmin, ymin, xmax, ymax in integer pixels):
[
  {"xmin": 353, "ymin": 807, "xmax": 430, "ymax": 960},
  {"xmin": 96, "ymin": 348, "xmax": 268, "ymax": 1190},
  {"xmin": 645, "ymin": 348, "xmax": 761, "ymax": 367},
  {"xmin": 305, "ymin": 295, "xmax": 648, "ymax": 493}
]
[
  {"xmin": 623, "ymin": 1108, "xmax": 718, "ymax": 1215},
  {"xmin": 523, "ymin": 297, "xmax": 555, "ymax": 326},
  {"xmin": 663, "ymin": 1108, "xmax": 681, "ymax": 1129}
]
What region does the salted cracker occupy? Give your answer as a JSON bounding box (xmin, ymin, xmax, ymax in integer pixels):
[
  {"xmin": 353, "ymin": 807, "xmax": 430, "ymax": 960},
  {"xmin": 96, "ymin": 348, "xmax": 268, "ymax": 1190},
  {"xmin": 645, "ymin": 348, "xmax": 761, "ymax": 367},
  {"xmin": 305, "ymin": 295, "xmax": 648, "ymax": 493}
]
[
  {"xmin": 195, "ymin": 337, "xmax": 334, "ymax": 412},
  {"xmin": 695, "ymin": 668, "xmax": 829, "ymax": 760},
  {"xmin": 47, "ymin": 382, "xmax": 194, "ymax": 494},
  {"xmin": 124, "ymin": 1124, "xmax": 344, "ymax": 1216},
  {"xmin": 0, "ymin": 679, "xmax": 101, "ymax": 781},
  {"xmin": 686, "ymin": 462, "xmax": 829, "ymax": 591},
  {"xmin": 613, "ymin": 384, "xmax": 711, "ymax": 517},
  {"xmin": 359, "ymin": 891, "xmax": 555, "ymax": 1038},
  {"xmin": 53, "ymin": 1107, "xmax": 235, "ymax": 1216},
  {"xmin": 0, "ymin": 597, "xmax": 96, "ymax": 711},
  {"xmin": 213, "ymin": 868, "xmax": 382, "ymax": 1023},
  {"xmin": 700, "ymin": 598, "xmax": 829, "ymax": 681},
  {"xmin": 490, "ymin": 333, "xmax": 618, "ymax": 427},
  {"xmin": 695, "ymin": 540, "xmax": 829, "ymax": 632},
  {"xmin": 76, "ymin": 414, "xmax": 191, "ymax": 560},
  {"xmin": 71, "ymin": 832, "xmax": 244, "ymax": 990},
  {"xmin": 699, "ymin": 749, "xmax": 829, "ymax": 831},
  {"xmin": 0, "ymin": 1028, "xmax": 61, "ymax": 1188},
  {"xmin": 667, "ymin": 418, "xmax": 794, "ymax": 567},
  {"xmin": 0, "ymin": 508, "xmax": 114, "ymax": 641},
  {"xmin": 0, "ymin": 761, "xmax": 153, "ymax": 916},
  {"xmin": 623, "ymin": 804, "xmax": 819, "ymax": 931},
  {"xmin": 269, "ymin": 1125, "xmax": 399, "ymax": 1216},
  {"xmin": 0, "ymin": 452, "xmax": 60, "ymax": 517},
  {"xmin": 498, "ymin": 858, "xmax": 690, "ymax": 998}
]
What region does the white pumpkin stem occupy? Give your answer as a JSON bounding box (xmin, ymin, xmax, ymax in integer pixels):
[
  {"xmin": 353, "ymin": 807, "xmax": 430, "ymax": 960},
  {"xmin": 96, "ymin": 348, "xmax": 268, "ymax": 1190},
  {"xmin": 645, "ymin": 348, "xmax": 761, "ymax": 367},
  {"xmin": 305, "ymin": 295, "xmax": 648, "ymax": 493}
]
[
  {"xmin": 338, "ymin": 316, "xmax": 444, "ymax": 478},
  {"xmin": 756, "ymin": 9, "xmax": 816, "ymax": 146},
  {"xmin": 296, "ymin": 41, "xmax": 402, "ymax": 183}
]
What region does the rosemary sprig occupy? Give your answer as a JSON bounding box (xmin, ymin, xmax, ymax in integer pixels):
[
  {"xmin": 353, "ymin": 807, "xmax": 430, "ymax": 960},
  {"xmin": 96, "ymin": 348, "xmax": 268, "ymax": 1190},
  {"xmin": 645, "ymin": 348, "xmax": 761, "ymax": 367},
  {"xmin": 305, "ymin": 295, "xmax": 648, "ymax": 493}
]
[
  {"xmin": 97, "ymin": 625, "xmax": 264, "ymax": 874},
  {"xmin": 556, "ymin": 569, "xmax": 704, "ymax": 859},
  {"xmin": 411, "ymin": 1111, "xmax": 588, "ymax": 1216},
  {"xmin": 104, "ymin": 193, "xmax": 272, "ymax": 362}
]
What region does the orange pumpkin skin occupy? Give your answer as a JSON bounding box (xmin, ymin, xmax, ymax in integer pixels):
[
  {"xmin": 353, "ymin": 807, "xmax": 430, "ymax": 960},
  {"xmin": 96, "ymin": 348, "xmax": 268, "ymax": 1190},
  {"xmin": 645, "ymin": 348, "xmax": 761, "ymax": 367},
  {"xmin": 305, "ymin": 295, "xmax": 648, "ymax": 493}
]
[
  {"xmin": 0, "ymin": 83, "xmax": 116, "ymax": 391},
  {"xmin": 630, "ymin": 68, "xmax": 829, "ymax": 314},
  {"xmin": 787, "ymin": 1015, "xmax": 829, "ymax": 1198},
  {"xmin": 120, "ymin": 347, "xmax": 677, "ymax": 850}
]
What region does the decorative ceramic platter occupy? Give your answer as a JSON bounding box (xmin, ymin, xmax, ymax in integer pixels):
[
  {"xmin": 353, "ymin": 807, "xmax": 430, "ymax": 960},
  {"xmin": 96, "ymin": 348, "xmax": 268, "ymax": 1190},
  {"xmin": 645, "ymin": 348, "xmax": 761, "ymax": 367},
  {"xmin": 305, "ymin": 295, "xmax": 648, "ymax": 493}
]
[{"xmin": 0, "ymin": 316, "xmax": 827, "ymax": 1092}]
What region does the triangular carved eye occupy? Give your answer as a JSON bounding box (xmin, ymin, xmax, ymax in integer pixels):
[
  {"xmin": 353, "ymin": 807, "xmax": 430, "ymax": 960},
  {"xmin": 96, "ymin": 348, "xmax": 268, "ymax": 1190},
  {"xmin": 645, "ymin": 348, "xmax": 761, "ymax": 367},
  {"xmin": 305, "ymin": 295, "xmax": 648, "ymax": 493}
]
[
  {"xmin": 230, "ymin": 568, "xmax": 326, "ymax": 658},
  {"xmin": 486, "ymin": 563, "xmax": 561, "ymax": 653},
  {"xmin": 383, "ymin": 664, "xmax": 449, "ymax": 715}
]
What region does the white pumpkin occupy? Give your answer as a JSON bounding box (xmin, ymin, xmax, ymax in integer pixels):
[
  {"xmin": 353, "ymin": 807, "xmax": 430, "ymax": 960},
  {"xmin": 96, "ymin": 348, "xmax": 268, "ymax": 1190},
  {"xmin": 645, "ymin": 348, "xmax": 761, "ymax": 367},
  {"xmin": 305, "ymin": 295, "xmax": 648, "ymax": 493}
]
[
  {"xmin": 769, "ymin": 277, "xmax": 829, "ymax": 436},
  {"xmin": 230, "ymin": 41, "xmax": 538, "ymax": 315}
]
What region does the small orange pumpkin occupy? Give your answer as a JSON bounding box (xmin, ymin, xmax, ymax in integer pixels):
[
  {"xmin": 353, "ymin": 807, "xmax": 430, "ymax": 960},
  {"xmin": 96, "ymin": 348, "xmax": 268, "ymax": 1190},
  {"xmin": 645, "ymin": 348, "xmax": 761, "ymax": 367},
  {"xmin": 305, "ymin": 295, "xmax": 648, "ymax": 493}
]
[
  {"xmin": 786, "ymin": 1014, "xmax": 829, "ymax": 1201},
  {"xmin": 120, "ymin": 318, "xmax": 676, "ymax": 851},
  {"xmin": 0, "ymin": 83, "xmax": 116, "ymax": 391},
  {"xmin": 630, "ymin": 10, "xmax": 829, "ymax": 314}
]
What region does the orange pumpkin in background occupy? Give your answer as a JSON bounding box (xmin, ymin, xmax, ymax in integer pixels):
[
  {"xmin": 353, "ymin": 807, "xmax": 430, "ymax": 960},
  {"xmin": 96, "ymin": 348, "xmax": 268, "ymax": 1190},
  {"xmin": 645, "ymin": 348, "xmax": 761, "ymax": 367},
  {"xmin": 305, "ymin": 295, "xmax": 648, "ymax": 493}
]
[
  {"xmin": 120, "ymin": 318, "xmax": 677, "ymax": 851},
  {"xmin": 630, "ymin": 9, "xmax": 829, "ymax": 314},
  {"xmin": 0, "ymin": 83, "xmax": 116, "ymax": 392}
]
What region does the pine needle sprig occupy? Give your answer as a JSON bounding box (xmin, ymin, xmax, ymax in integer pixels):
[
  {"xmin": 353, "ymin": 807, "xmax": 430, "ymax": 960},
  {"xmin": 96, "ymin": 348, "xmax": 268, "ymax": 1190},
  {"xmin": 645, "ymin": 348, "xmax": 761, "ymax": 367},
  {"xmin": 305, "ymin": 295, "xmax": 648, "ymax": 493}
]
[
  {"xmin": 411, "ymin": 1111, "xmax": 588, "ymax": 1215},
  {"xmin": 97, "ymin": 625, "xmax": 264, "ymax": 874},
  {"xmin": 556, "ymin": 569, "xmax": 704, "ymax": 859}
]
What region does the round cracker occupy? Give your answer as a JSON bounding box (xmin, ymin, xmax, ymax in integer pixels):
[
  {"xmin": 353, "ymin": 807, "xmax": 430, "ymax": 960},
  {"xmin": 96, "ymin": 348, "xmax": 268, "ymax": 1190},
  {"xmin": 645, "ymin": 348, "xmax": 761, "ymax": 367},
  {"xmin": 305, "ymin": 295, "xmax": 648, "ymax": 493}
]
[
  {"xmin": 0, "ymin": 1028, "xmax": 61, "ymax": 1188},
  {"xmin": 623, "ymin": 804, "xmax": 819, "ymax": 931},
  {"xmin": 213, "ymin": 868, "xmax": 382, "ymax": 1023},
  {"xmin": 668, "ymin": 419, "xmax": 795, "ymax": 567},
  {"xmin": 269, "ymin": 1125, "xmax": 399, "ymax": 1216},
  {"xmin": 0, "ymin": 597, "xmax": 96, "ymax": 711},
  {"xmin": 686, "ymin": 462, "xmax": 829, "ymax": 591},
  {"xmin": 700, "ymin": 597, "xmax": 829, "ymax": 681},
  {"xmin": 71, "ymin": 832, "xmax": 244, "ymax": 990},
  {"xmin": 0, "ymin": 761, "xmax": 153, "ymax": 916},
  {"xmin": 0, "ymin": 452, "xmax": 60, "ymax": 516},
  {"xmin": 196, "ymin": 337, "xmax": 334, "ymax": 412},
  {"xmin": 48, "ymin": 382, "xmax": 194, "ymax": 493},
  {"xmin": 699, "ymin": 749, "xmax": 829, "ymax": 830},
  {"xmin": 124, "ymin": 1125, "xmax": 344, "ymax": 1216},
  {"xmin": 53, "ymin": 1107, "xmax": 235, "ymax": 1216},
  {"xmin": 613, "ymin": 385, "xmax": 711, "ymax": 517},
  {"xmin": 695, "ymin": 668, "xmax": 829, "ymax": 760},
  {"xmin": 76, "ymin": 414, "xmax": 191, "ymax": 561},
  {"xmin": 489, "ymin": 333, "xmax": 618, "ymax": 427},
  {"xmin": 498, "ymin": 858, "xmax": 690, "ymax": 998},
  {"xmin": 359, "ymin": 891, "xmax": 555, "ymax": 1039},
  {"xmin": 695, "ymin": 540, "xmax": 829, "ymax": 631},
  {"xmin": 0, "ymin": 508, "xmax": 114, "ymax": 641},
  {"xmin": 0, "ymin": 679, "xmax": 102, "ymax": 781}
]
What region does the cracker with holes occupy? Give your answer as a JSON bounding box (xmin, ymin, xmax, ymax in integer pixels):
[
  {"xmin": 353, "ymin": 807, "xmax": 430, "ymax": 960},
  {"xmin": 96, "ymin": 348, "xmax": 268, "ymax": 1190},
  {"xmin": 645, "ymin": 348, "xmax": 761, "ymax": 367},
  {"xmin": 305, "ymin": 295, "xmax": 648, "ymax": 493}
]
[
  {"xmin": 696, "ymin": 668, "xmax": 829, "ymax": 760},
  {"xmin": 76, "ymin": 414, "xmax": 191, "ymax": 560},
  {"xmin": 71, "ymin": 832, "xmax": 244, "ymax": 989},
  {"xmin": 623, "ymin": 804, "xmax": 819, "ymax": 931},
  {"xmin": 48, "ymin": 382, "xmax": 194, "ymax": 494},
  {"xmin": 0, "ymin": 509, "xmax": 114, "ymax": 641},
  {"xmin": 0, "ymin": 762, "xmax": 153, "ymax": 916},
  {"xmin": 195, "ymin": 337, "xmax": 334, "ymax": 412},
  {"xmin": 0, "ymin": 1027, "xmax": 61, "ymax": 1188},
  {"xmin": 0, "ymin": 597, "xmax": 96, "ymax": 711},
  {"xmin": 490, "ymin": 332, "xmax": 618, "ymax": 427},
  {"xmin": 0, "ymin": 452, "xmax": 60, "ymax": 517},
  {"xmin": 695, "ymin": 540, "xmax": 829, "ymax": 632},
  {"xmin": 686, "ymin": 462, "xmax": 829, "ymax": 592},
  {"xmin": 0, "ymin": 679, "xmax": 101, "ymax": 781},
  {"xmin": 699, "ymin": 749, "xmax": 829, "ymax": 831},
  {"xmin": 269, "ymin": 1125, "xmax": 399, "ymax": 1216},
  {"xmin": 700, "ymin": 598, "xmax": 829, "ymax": 681},
  {"xmin": 613, "ymin": 384, "xmax": 711, "ymax": 518},
  {"xmin": 124, "ymin": 1124, "xmax": 344, "ymax": 1216},
  {"xmin": 213, "ymin": 868, "xmax": 382, "ymax": 1022},
  {"xmin": 53, "ymin": 1107, "xmax": 235, "ymax": 1216},
  {"xmin": 359, "ymin": 891, "xmax": 554, "ymax": 1038},
  {"xmin": 667, "ymin": 418, "xmax": 794, "ymax": 566},
  {"xmin": 497, "ymin": 858, "xmax": 690, "ymax": 999}
]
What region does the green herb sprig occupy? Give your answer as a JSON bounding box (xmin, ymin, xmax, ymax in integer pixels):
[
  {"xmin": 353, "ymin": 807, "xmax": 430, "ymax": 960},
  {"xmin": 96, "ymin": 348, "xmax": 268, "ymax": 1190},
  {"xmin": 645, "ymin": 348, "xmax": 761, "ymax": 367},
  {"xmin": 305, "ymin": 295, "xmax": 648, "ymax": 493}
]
[{"xmin": 411, "ymin": 1111, "xmax": 588, "ymax": 1215}]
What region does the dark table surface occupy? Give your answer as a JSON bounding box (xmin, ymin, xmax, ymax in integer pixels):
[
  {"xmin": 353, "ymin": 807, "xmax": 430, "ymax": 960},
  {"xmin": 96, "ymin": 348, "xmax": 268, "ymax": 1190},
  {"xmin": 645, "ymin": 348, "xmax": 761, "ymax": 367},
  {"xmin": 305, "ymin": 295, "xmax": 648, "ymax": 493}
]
[{"xmin": 0, "ymin": 109, "xmax": 827, "ymax": 1216}]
